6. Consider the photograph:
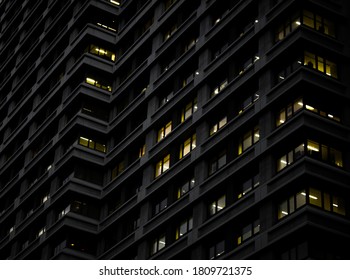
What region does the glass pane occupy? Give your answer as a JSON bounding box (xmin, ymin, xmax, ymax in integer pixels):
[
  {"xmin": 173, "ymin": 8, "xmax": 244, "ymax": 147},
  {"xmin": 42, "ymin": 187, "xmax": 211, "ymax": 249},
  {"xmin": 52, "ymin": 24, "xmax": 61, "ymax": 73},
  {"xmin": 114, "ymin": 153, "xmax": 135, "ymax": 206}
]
[
  {"xmin": 158, "ymin": 235, "xmax": 166, "ymax": 250},
  {"xmin": 183, "ymin": 138, "xmax": 191, "ymax": 156},
  {"xmin": 253, "ymin": 127, "xmax": 260, "ymax": 143},
  {"xmin": 209, "ymin": 201, "xmax": 217, "ymax": 215},
  {"xmin": 304, "ymin": 51, "xmax": 316, "ymax": 68},
  {"xmin": 188, "ymin": 217, "xmax": 193, "ymax": 230},
  {"xmin": 324, "ymin": 192, "xmax": 331, "ymax": 211},
  {"xmin": 326, "ymin": 60, "xmax": 337, "ymax": 78},
  {"xmin": 217, "ymin": 195, "xmax": 226, "ymax": 212},
  {"xmin": 216, "ymin": 240, "xmax": 225, "ymax": 256},
  {"xmin": 321, "ymin": 145, "xmax": 328, "ymax": 162},
  {"xmin": 242, "ymin": 225, "xmax": 252, "ymax": 241},
  {"xmin": 155, "ymin": 161, "xmax": 163, "ymax": 177},
  {"xmin": 296, "ymin": 190, "xmax": 306, "ymax": 208},
  {"xmin": 218, "ymin": 154, "xmax": 226, "ymax": 169},
  {"xmin": 88, "ymin": 140, "xmax": 95, "ymax": 149},
  {"xmin": 307, "ymin": 140, "xmax": 320, "ymax": 157},
  {"xmin": 243, "ymin": 131, "xmax": 252, "ymax": 151},
  {"xmin": 332, "ymin": 196, "xmax": 346, "ymax": 215},
  {"xmin": 191, "ymin": 134, "xmax": 196, "ymax": 150},
  {"xmin": 294, "ymin": 98, "xmax": 303, "ymax": 112},
  {"xmin": 278, "ymin": 200, "xmax": 288, "ymax": 219},
  {"xmin": 324, "ymin": 19, "xmax": 335, "ymax": 37},
  {"xmin": 294, "ymin": 143, "xmax": 305, "ymax": 160},
  {"xmin": 277, "ymin": 155, "xmax": 287, "ymax": 171},
  {"xmin": 210, "ymin": 124, "xmax": 218, "ymax": 135},
  {"xmin": 289, "ymin": 196, "xmax": 295, "ymax": 213},
  {"xmin": 95, "ymin": 143, "xmax": 106, "ymax": 153},
  {"xmin": 163, "ymin": 155, "xmax": 170, "ymax": 171},
  {"xmin": 253, "ymin": 220, "xmax": 260, "ymax": 234},
  {"xmin": 317, "ymin": 56, "xmax": 324, "ymax": 73},
  {"xmin": 219, "ymin": 117, "xmax": 227, "ymax": 128},
  {"xmin": 303, "ymin": 10, "xmax": 314, "ymax": 28},
  {"xmin": 165, "ymin": 122, "xmax": 172, "ymax": 136},
  {"xmin": 309, "ymin": 188, "xmax": 322, "ymax": 207},
  {"xmin": 179, "ymin": 221, "xmax": 187, "ymax": 237},
  {"xmin": 330, "ymin": 148, "xmax": 343, "ymax": 167},
  {"xmin": 242, "ymin": 178, "xmax": 252, "ymax": 194},
  {"xmin": 277, "ymin": 109, "xmax": 286, "ymax": 126},
  {"xmin": 79, "ymin": 137, "xmax": 89, "ymax": 147}
]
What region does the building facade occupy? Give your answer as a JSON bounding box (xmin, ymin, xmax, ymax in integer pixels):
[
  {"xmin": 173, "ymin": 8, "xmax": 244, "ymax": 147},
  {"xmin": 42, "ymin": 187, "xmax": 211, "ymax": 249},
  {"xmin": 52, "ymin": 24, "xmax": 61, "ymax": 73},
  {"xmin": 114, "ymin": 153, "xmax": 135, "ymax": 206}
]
[{"xmin": 0, "ymin": 0, "xmax": 350, "ymax": 260}]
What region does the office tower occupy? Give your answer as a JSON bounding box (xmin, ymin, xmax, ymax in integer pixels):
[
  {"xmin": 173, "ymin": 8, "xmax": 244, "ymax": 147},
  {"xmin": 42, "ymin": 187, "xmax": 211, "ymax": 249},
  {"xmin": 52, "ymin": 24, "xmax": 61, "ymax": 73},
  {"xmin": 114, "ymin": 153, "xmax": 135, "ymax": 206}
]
[{"xmin": 0, "ymin": 0, "xmax": 349, "ymax": 260}]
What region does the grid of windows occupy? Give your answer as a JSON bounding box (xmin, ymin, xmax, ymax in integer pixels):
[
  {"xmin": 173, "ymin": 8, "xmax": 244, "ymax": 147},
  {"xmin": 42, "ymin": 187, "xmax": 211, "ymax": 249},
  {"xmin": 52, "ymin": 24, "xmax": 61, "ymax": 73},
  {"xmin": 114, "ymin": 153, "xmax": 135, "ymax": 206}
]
[{"xmin": 0, "ymin": 0, "xmax": 348, "ymax": 261}]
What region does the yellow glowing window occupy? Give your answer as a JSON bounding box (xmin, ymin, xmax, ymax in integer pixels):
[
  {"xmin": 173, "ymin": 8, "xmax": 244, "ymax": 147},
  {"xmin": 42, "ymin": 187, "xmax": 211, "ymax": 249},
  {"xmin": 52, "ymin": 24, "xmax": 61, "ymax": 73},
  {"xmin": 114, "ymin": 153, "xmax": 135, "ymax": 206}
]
[
  {"xmin": 86, "ymin": 77, "xmax": 96, "ymax": 85},
  {"xmin": 110, "ymin": 0, "xmax": 120, "ymax": 5},
  {"xmin": 155, "ymin": 154, "xmax": 170, "ymax": 178}
]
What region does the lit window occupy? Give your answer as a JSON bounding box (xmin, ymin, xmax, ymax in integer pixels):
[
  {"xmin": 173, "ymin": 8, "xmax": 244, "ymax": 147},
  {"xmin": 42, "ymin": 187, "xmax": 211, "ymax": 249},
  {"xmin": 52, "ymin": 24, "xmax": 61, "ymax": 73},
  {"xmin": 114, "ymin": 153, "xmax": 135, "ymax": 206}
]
[
  {"xmin": 179, "ymin": 134, "xmax": 196, "ymax": 159},
  {"xmin": 177, "ymin": 177, "xmax": 195, "ymax": 199},
  {"xmin": 304, "ymin": 51, "xmax": 338, "ymax": 78},
  {"xmin": 110, "ymin": 0, "xmax": 120, "ymax": 6},
  {"xmin": 78, "ymin": 136, "xmax": 106, "ymax": 153},
  {"xmin": 238, "ymin": 93, "xmax": 259, "ymax": 114},
  {"xmin": 278, "ymin": 188, "xmax": 345, "ymax": 220},
  {"xmin": 278, "ymin": 190, "xmax": 306, "ymax": 219},
  {"xmin": 277, "ymin": 143, "xmax": 304, "ymax": 171},
  {"xmin": 302, "ymin": 10, "xmax": 335, "ymax": 37},
  {"xmin": 175, "ymin": 216, "xmax": 193, "ymax": 240},
  {"xmin": 236, "ymin": 220, "xmax": 260, "ymax": 246},
  {"xmin": 209, "ymin": 195, "xmax": 226, "ymax": 216},
  {"xmin": 58, "ymin": 205, "xmax": 71, "ymax": 219},
  {"xmin": 209, "ymin": 240, "xmax": 225, "ymax": 259},
  {"xmin": 237, "ymin": 173, "xmax": 260, "ymax": 199},
  {"xmin": 157, "ymin": 121, "xmax": 172, "ymax": 142},
  {"xmin": 139, "ymin": 144, "xmax": 146, "ymax": 158},
  {"xmin": 210, "ymin": 116, "xmax": 227, "ymax": 136},
  {"xmin": 155, "ymin": 154, "xmax": 170, "ymax": 178},
  {"xmin": 151, "ymin": 234, "xmax": 166, "ymax": 255},
  {"xmin": 211, "ymin": 79, "xmax": 228, "ymax": 97},
  {"xmin": 181, "ymin": 98, "xmax": 197, "ymax": 122},
  {"xmin": 238, "ymin": 126, "xmax": 260, "ymax": 155},
  {"xmin": 96, "ymin": 22, "xmax": 117, "ymax": 32},
  {"xmin": 37, "ymin": 227, "xmax": 46, "ymax": 238},
  {"xmin": 87, "ymin": 44, "xmax": 116, "ymax": 61},
  {"xmin": 85, "ymin": 77, "xmax": 112, "ymax": 91},
  {"xmin": 275, "ymin": 12, "xmax": 301, "ymax": 42},
  {"xmin": 276, "ymin": 97, "xmax": 303, "ymax": 126},
  {"xmin": 164, "ymin": 24, "xmax": 177, "ymax": 41}
]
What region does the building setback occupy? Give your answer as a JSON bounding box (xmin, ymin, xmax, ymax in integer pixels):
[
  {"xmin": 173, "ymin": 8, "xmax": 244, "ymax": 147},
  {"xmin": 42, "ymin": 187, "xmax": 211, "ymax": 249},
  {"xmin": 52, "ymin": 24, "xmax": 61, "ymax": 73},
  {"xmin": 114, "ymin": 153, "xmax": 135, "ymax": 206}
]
[{"xmin": 0, "ymin": 0, "xmax": 350, "ymax": 260}]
